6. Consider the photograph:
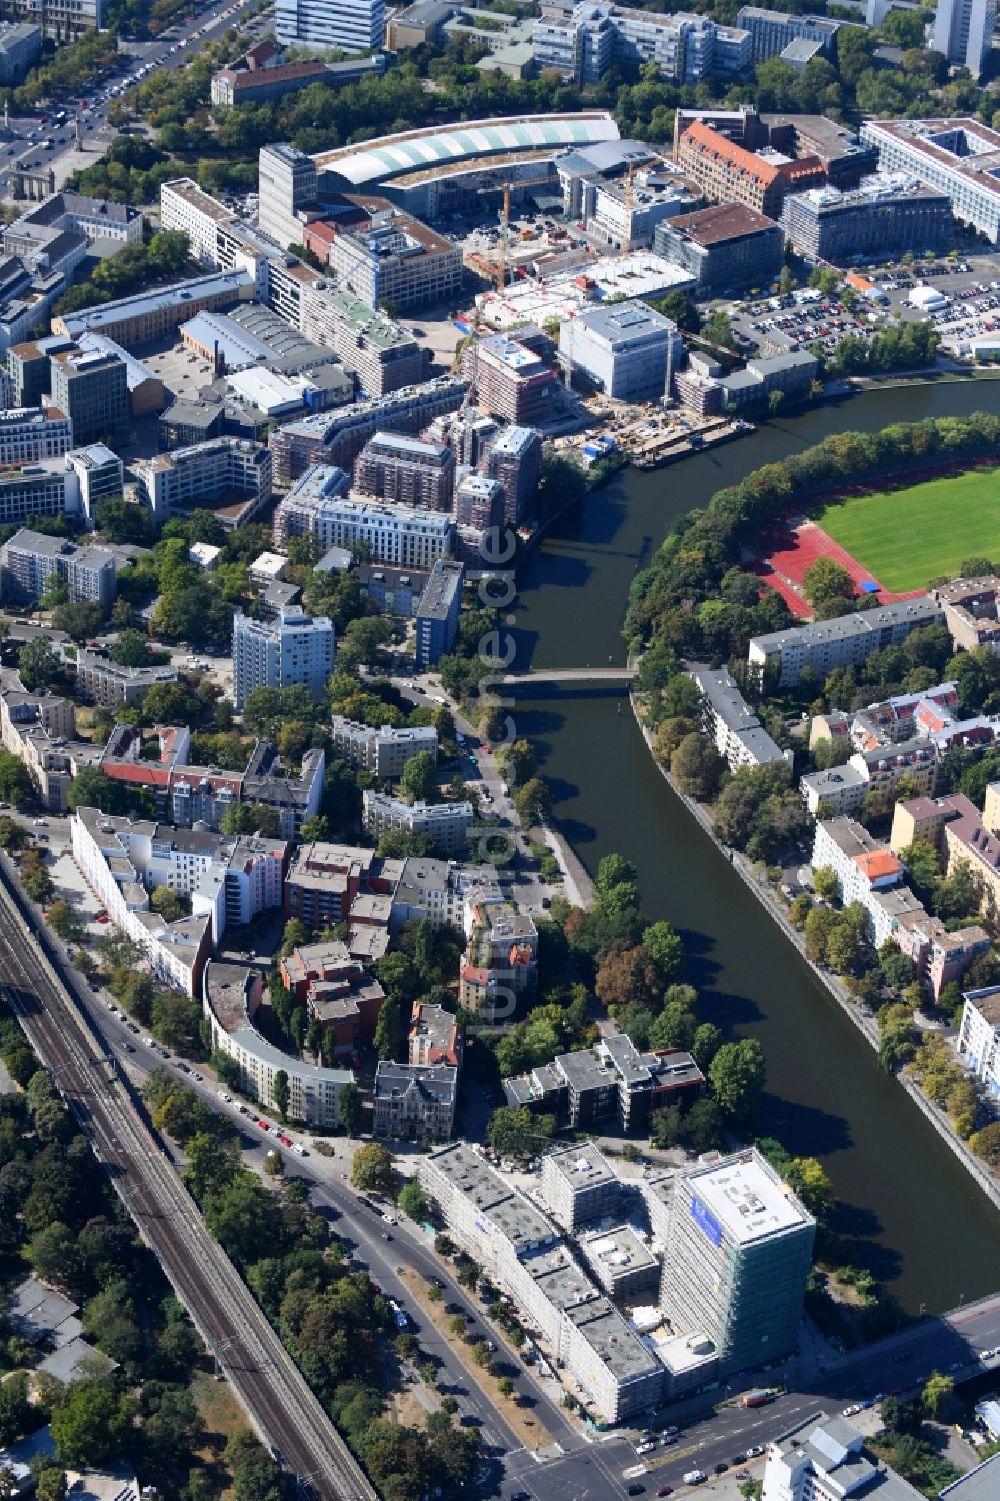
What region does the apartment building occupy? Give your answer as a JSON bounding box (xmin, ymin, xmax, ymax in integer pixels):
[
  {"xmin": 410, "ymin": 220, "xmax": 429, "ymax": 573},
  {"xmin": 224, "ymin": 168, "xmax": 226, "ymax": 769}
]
[
  {"xmin": 204, "ymin": 961, "xmax": 354, "ymax": 1125},
  {"xmin": 506, "ymin": 1035, "xmax": 703, "ymax": 1135},
  {"xmin": 800, "ymin": 735, "xmax": 938, "ymax": 817},
  {"xmin": 409, "ymin": 1000, "xmax": 462, "ymax": 1068},
  {"xmin": 275, "ymin": 0, "xmax": 384, "ymax": 53},
  {"xmin": 464, "ymin": 331, "xmax": 559, "ymax": 424},
  {"xmin": 455, "ymin": 474, "xmax": 503, "ymax": 531},
  {"xmin": 354, "ymin": 431, "xmax": 456, "ymax": 511},
  {"xmin": 71, "ymin": 807, "xmax": 287, "ymax": 996},
  {"xmin": 580, "ymin": 1225, "xmax": 660, "ymax": 1301},
  {"xmin": 931, "ymin": 575, "xmax": 1000, "ymax": 652},
  {"xmin": 232, "ymin": 606, "xmax": 334, "ymax": 710},
  {"xmin": 331, "ymin": 715, "xmax": 438, "ymax": 779},
  {"xmin": 690, "ymin": 665, "xmax": 787, "ymax": 771},
  {"xmin": 810, "ymin": 681, "xmax": 961, "ymax": 754},
  {"xmin": 65, "ymin": 443, "xmax": 123, "ymax": 524},
  {"xmin": 284, "ymin": 841, "xmax": 400, "ymax": 957},
  {"xmin": 269, "ymin": 379, "xmax": 465, "ymax": 484},
  {"xmin": 280, "ymin": 939, "xmax": 385, "ymax": 1058},
  {"xmin": 539, "ymin": 1143, "xmax": 622, "ymax": 1231},
  {"xmin": 660, "ymin": 1149, "xmax": 815, "ymax": 1377},
  {"xmin": 484, "ymin": 425, "xmax": 541, "ymax": 525},
  {"xmin": 373, "ymin": 1061, "xmax": 458, "ymax": 1142},
  {"xmin": 415, "ymin": 558, "xmax": 464, "ymax": 670},
  {"xmin": 677, "ymin": 120, "xmax": 825, "ymax": 218},
  {"xmin": 132, "ymin": 438, "xmax": 272, "ymax": 527},
  {"xmin": 356, "ymin": 562, "xmax": 429, "ymax": 617},
  {"xmin": 891, "ymin": 788, "xmax": 1000, "ymax": 926},
  {"xmin": 275, "ymin": 476, "xmax": 453, "ymax": 568},
  {"xmin": 763, "ymin": 1414, "xmax": 924, "ymax": 1501},
  {"xmin": 810, "ymin": 817, "xmax": 912, "ymax": 948},
  {"xmin": 268, "ymin": 267, "xmax": 426, "ymax": 397},
  {"xmin": 419, "ymin": 1144, "xmax": 664, "ymax": 1424},
  {"xmin": 0, "ymin": 685, "xmax": 100, "ymax": 811},
  {"xmin": 560, "ymin": 300, "xmax": 683, "ymax": 402},
  {"xmin": 1, "ymin": 528, "xmax": 116, "ymax": 612},
  {"xmin": 782, "ymin": 177, "xmax": 954, "ymax": 264},
  {"xmin": 76, "ymin": 651, "xmax": 179, "ymax": 708},
  {"xmin": 748, "ymin": 596, "xmax": 945, "ymax": 688},
  {"xmin": 52, "ymin": 271, "xmax": 254, "ymax": 349},
  {"xmin": 390, "ymin": 855, "xmax": 501, "ymax": 932},
  {"xmin": 48, "ymin": 346, "xmax": 128, "ymax": 447},
  {"xmin": 654, "ymin": 202, "xmax": 783, "ymax": 292},
  {"xmin": 0, "ymin": 406, "xmax": 72, "ymax": 465},
  {"xmin": 957, "ymin": 987, "xmax": 1000, "ymax": 1102},
  {"xmin": 362, "ymin": 790, "xmax": 472, "ymax": 855}
]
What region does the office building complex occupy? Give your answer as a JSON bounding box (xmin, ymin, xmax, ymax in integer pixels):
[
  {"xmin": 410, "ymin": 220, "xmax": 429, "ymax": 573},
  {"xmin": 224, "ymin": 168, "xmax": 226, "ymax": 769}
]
[
  {"xmin": 354, "ymin": 430, "xmax": 456, "ymax": 511},
  {"xmin": 532, "ymin": 5, "xmax": 749, "ymax": 86},
  {"xmin": 782, "ymin": 175, "xmax": 954, "ymax": 263},
  {"xmin": 133, "ymin": 438, "xmax": 272, "ymax": 528},
  {"xmin": 362, "ymin": 790, "xmax": 472, "ymax": 855},
  {"xmin": 415, "ymin": 558, "xmax": 464, "ymax": 669},
  {"xmin": 257, "ymin": 142, "xmax": 319, "ymax": 249},
  {"xmin": 211, "ymin": 42, "xmax": 385, "ymax": 107},
  {"xmin": 331, "ymin": 716, "xmax": 438, "ymax": 778},
  {"xmin": 677, "ymin": 119, "xmax": 826, "ymax": 217},
  {"xmin": 654, "ymin": 202, "xmax": 783, "ymax": 291},
  {"xmin": 275, "ymin": 0, "xmax": 384, "ymax": 53},
  {"xmin": 748, "ymin": 596, "xmax": 945, "ymax": 688},
  {"xmin": 276, "ymin": 475, "xmax": 453, "ymax": 568},
  {"xmin": 860, "ymin": 119, "xmax": 1000, "ymax": 243},
  {"xmin": 48, "ymin": 346, "xmax": 128, "ymax": 447},
  {"xmin": 0, "ymin": 406, "xmax": 72, "ymax": 464},
  {"xmin": 736, "ymin": 6, "xmax": 843, "ymax": 63},
  {"xmin": 204, "ymin": 961, "xmax": 353, "ymax": 1126},
  {"xmin": 932, "ymin": 0, "xmax": 996, "ymax": 78},
  {"xmin": 560, "ymin": 300, "xmax": 683, "ymax": 402},
  {"xmin": 52, "ymin": 270, "xmax": 254, "ymax": 348},
  {"xmin": 233, "ymin": 606, "xmax": 334, "ymax": 710},
  {"xmin": 4, "ymin": 0, "xmax": 101, "ymax": 35},
  {"xmin": 659, "ymin": 1149, "xmax": 815, "ymax": 1375},
  {"xmin": 419, "ymin": 1144, "xmax": 664, "ymax": 1424},
  {"xmin": 1, "ymin": 528, "xmax": 116, "ymax": 612}
]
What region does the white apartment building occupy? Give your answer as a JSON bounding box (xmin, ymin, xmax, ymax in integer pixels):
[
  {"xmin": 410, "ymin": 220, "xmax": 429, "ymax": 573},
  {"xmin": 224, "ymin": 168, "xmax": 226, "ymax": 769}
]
[
  {"xmin": 690, "ymin": 665, "xmax": 787, "ymax": 771},
  {"xmin": 762, "ymin": 1414, "xmax": 924, "ymax": 1501},
  {"xmin": 275, "ymin": 0, "xmax": 384, "ymax": 53},
  {"xmin": 331, "ymin": 715, "xmax": 438, "ymax": 778},
  {"xmin": 932, "ymin": 0, "xmax": 996, "ymax": 78},
  {"xmin": 132, "ymin": 438, "xmax": 272, "ymax": 525},
  {"xmin": 362, "ymin": 790, "xmax": 472, "ymax": 855},
  {"xmin": 232, "ymin": 605, "xmax": 335, "ymax": 710},
  {"xmin": 419, "ymin": 1144, "xmax": 664, "ymax": 1424},
  {"xmin": 276, "ymin": 477, "xmax": 452, "ymax": 568},
  {"xmin": 72, "ymin": 807, "xmax": 287, "ymax": 995},
  {"xmin": 76, "ymin": 652, "xmax": 179, "ymax": 709},
  {"xmin": 533, "ymin": 4, "xmax": 749, "ymax": 84},
  {"xmin": 65, "ymin": 443, "xmax": 123, "ymax": 524},
  {"xmin": 160, "ymin": 177, "xmax": 239, "ymax": 267},
  {"xmin": 0, "ymin": 407, "xmax": 72, "ymax": 465},
  {"xmin": 810, "ymin": 818, "xmax": 908, "ymax": 947},
  {"xmin": 390, "ymin": 856, "xmax": 501, "ymax": 931},
  {"xmin": 0, "ymin": 528, "xmax": 117, "ymax": 612},
  {"xmin": 748, "ymin": 596, "xmax": 946, "ymax": 689},
  {"xmin": 204, "ymin": 961, "xmax": 354, "ymax": 1127},
  {"xmin": 958, "ymin": 987, "xmax": 1000, "ymax": 1101}
]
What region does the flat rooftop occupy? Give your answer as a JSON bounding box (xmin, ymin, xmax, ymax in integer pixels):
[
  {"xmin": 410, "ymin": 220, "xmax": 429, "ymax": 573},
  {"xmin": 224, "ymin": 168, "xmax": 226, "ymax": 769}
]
[
  {"xmin": 542, "ymin": 1143, "xmax": 618, "ymax": 1191},
  {"xmin": 683, "ymin": 1149, "xmax": 813, "ymax": 1243},
  {"xmin": 665, "ymin": 200, "xmax": 779, "ymax": 245}
]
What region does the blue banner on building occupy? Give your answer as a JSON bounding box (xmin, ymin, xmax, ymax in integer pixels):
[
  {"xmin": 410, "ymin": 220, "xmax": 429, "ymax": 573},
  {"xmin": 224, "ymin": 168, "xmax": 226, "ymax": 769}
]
[{"xmin": 691, "ymin": 1194, "xmax": 722, "ymax": 1246}]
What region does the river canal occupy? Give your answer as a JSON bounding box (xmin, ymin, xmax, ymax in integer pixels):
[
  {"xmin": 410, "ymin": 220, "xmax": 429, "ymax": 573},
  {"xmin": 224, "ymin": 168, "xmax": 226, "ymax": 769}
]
[{"xmin": 509, "ymin": 376, "xmax": 1000, "ymax": 1314}]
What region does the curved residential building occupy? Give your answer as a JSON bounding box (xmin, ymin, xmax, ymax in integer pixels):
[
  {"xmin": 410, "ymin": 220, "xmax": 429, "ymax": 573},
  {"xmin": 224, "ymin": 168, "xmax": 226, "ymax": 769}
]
[{"xmin": 203, "ymin": 960, "xmax": 354, "ymax": 1126}]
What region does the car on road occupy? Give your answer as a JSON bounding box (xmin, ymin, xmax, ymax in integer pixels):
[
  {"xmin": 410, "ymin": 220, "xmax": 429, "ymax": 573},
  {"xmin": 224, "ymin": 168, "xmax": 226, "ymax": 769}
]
[
  {"xmin": 713, "ymin": 1463, "xmax": 729, "ymax": 1475},
  {"xmin": 277, "ymin": 1133, "xmax": 292, "ymax": 1147},
  {"xmin": 626, "ymin": 1487, "xmax": 644, "ymax": 1496},
  {"xmin": 122, "ymin": 1042, "xmax": 135, "ymax": 1052},
  {"xmin": 731, "ymin": 1455, "xmax": 747, "ymax": 1465},
  {"xmin": 636, "ymin": 1442, "xmax": 656, "ymax": 1455},
  {"xmin": 258, "ymin": 1119, "xmax": 270, "ymax": 1131},
  {"xmin": 95, "ymin": 911, "xmax": 109, "ymax": 923},
  {"xmin": 656, "ymin": 1489, "xmax": 673, "ymax": 1498},
  {"xmin": 142, "ymin": 1035, "xmax": 154, "ymax": 1045},
  {"xmin": 745, "ymin": 1447, "xmax": 764, "ymax": 1459},
  {"xmin": 683, "ymin": 1473, "xmax": 707, "ymax": 1486},
  {"xmin": 511, "ymin": 1492, "xmax": 530, "ymax": 1500}
]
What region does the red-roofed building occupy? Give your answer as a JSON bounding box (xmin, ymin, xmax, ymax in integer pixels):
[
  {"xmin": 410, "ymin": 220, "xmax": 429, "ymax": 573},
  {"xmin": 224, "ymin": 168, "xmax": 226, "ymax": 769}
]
[
  {"xmin": 677, "ymin": 119, "xmax": 825, "ymax": 217},
  {"xmin": 409, "ymin": 1000, "xmax": 462, "ymax": 1069}
]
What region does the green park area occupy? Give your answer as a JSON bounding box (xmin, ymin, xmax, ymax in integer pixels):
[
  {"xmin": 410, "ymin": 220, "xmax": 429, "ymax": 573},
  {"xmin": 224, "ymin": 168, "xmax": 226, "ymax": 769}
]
[{"xmin": 817, "ymin": 465, "xmax": 1000, "ymax": 593}]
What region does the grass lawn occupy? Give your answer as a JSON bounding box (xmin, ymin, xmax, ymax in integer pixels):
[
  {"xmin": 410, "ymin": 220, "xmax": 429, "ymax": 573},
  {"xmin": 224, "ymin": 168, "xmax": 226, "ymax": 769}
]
[{"xmin": 816, "ymin": 466, "xmax": 1000, "ymax": 592}]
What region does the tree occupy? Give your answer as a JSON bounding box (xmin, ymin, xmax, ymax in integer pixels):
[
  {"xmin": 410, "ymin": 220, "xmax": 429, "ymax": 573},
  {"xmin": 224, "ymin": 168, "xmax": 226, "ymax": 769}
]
[
  {"xmin": 512, "ymin": 777, "xmax": 552, "ymax": 828},
  {"xmin": 709, "ymin": 1039, "xmax": 766, "ymax": 1125},
  {"xmin": 803, "ymin": 558, "xmax": 856, "ymax": 613},
  {"xmin": 220, "ymin": 802, "xmax": 280, "ymax": 837},
  {"xmin": 50, "ymin": 1379, "xmax": 133, "ymax": 1468},
  {"xmin": 109, "ymin": 629, "xmax": 151, "ymax": 668},
  {"xmin": 497, "ymin": 1376, "xmax": 514, "ymax": 1398},
  {"xmin": 970, "ymin": 1121, "xmax": 1000, "ymax": 1166},
  {"xmin": 46, "ymin": 900, "xmax": 82, "ymax": 943},
  {"xmin": 400, "ymin": 750, "xmax": 438, "ymax": 805},
  {"xmin": 373, "ymin": 996, "xmax": 401, "ymax": 1061},
  {"xmin": 52, "ymin": 602, "xmax": 106, "ymax": 644},
  {"xmin": 18, "ymin": 637, "xmax": 60, "ymax": 691},
  {"xmin": 67, "ymin": 766, "xmax": 127, "ymax": 815},
  {"xmin": 398, "ymin": 1179, "xmax": 428, "ymax": 1221},
  {"xmin": 671, "ymin": 733, "xmax": 724, "ymax": 800},
  {"xmin": 272, "ymin": 1069, "xmax": 290, "ymax": 1123},
  {"xmin": 813, "ymin": 865, "xmax": 840, "ymax": 902},
  {"xmin": 351, "ymin": 1141, "xmax": 394, "ymax": 1193},
  {"xmin": 338, "ymin": 1081, "xmax": 361, "ymax": 1136},
  {"xmin": 0, "ymin": 750, "xmax": 30, "ymax": 807},
  {"xmin": 486, "ymin": 1105, "xmax": 553, "ymax": 1161},
  {"xmin": 150, "ymin": 885, "xmax": 188, "ymax": 924},
  {"xmin": 642, "ymin": 920, "xmax": 684, "ymax": 984},
  {"xmin": 595, "ymin": 942, "xmax": 663, "ymax": 1012},
  {"xmin": 921, "ymin": 1370, "xmax": 953, "ymax": 1419}
]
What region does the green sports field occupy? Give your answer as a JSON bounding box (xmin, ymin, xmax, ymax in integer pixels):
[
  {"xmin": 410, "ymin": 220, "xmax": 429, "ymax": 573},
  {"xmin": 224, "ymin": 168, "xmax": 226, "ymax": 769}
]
[{"xmin": 816, "ymin": 466, "xmax": 1000, "ymax": 593}]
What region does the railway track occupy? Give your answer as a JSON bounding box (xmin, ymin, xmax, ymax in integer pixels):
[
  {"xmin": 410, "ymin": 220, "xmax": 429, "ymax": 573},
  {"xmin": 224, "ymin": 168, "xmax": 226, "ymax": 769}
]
[{"xmin": 0, "ymin": 867, "xmax": 375, "ymax": 1501}]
